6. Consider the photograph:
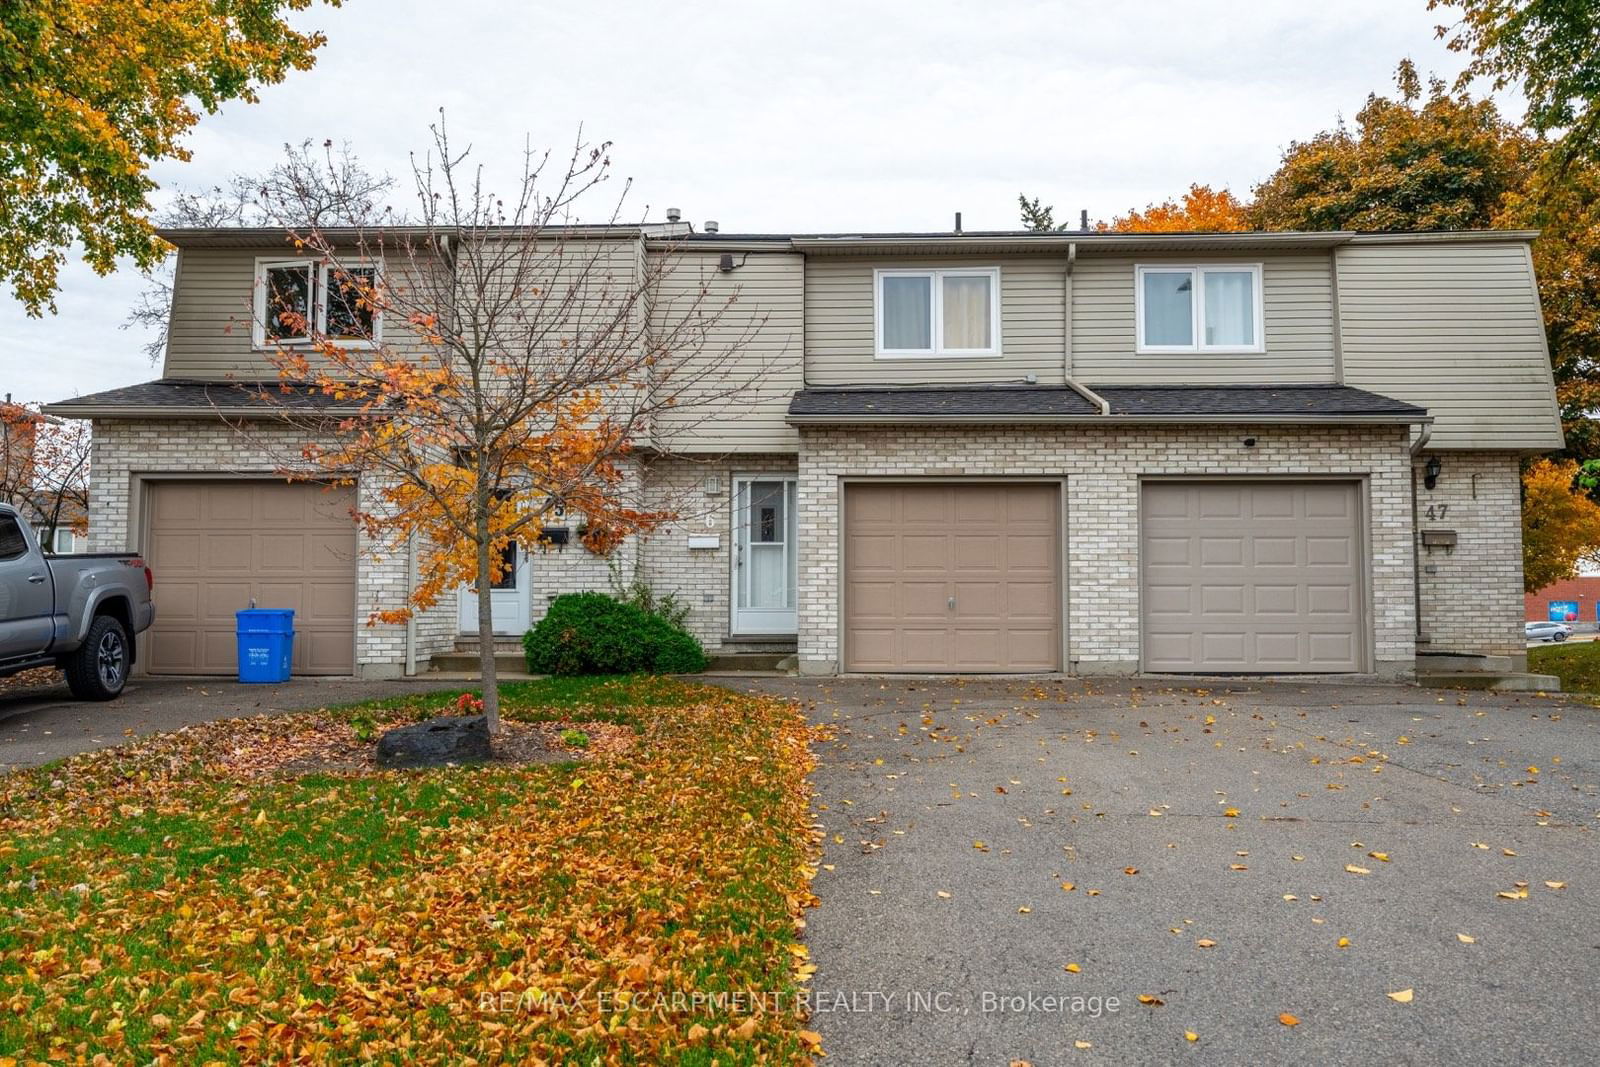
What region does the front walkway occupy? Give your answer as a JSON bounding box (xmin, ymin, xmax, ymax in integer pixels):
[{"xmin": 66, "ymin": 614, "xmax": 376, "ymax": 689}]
[{"xmin": 724, "ymin": 675, "xmax": 1600, "ymax": 1065}]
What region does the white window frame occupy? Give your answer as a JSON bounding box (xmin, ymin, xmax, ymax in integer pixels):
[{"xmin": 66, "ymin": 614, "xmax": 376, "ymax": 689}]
[
  {"xmin": 51, "ymin": 528, "xmax": 78, "ymax": 554},
  {"xmin": 1134, "ymin": 263, "xmax": 1265, "ymax": 355},
  {"xmin": 252, "ymin": 256, "xmax": 384, "ymax": 348},
  {"xmin": 874, "ymin": 267, "xmax": 1001, "ymax": 359}
]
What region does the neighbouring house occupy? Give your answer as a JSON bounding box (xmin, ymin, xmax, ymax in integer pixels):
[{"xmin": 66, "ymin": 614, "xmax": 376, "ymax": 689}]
[
  {"xmin": 44, "ymin": 223, "xmax": 1560, "ymax": 679},
  {"xmin": 1525, "ymin": 576, "xmax": 1600, "ymax": 625}
]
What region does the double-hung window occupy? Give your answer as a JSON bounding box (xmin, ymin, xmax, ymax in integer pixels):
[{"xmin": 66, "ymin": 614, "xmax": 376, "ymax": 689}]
[
  {"xmin": 253, "ymin": 258, "xmax": 382, "ymax": 347},
  {"xmin": 1135, "ymin": 264, "xmax": 1263, "ymax": 353},
  {"xmin": 876, "ymin": 267, "xmax": 1000, "ymax": 357}
]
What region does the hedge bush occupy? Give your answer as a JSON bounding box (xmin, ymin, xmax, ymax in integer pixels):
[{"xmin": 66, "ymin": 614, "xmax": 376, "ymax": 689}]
[{"xmin": 523, "ymin": 592, "xmax": 709, "ymax": 676}]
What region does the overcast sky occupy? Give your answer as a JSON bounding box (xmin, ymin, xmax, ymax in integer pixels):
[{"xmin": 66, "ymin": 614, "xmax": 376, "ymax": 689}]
[{"xmin": 3, "ymin": 0, "xmax": 1512, "ymax": 407}]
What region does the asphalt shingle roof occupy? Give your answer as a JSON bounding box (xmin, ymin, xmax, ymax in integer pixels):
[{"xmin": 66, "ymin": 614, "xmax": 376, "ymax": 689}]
[
  {"xmin": 43, "ymin": 379, "xmax": 358, "ymax": 416},
  {"xmin": 787, "ymin": 384, "xmax": 1426, "ymax": 421}
]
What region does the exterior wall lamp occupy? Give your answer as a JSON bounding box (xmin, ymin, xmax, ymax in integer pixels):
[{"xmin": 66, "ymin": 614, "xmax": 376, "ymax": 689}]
[{"xmin": 1423, "ymin": 455, "xmax": 1442, "ymax": 490}]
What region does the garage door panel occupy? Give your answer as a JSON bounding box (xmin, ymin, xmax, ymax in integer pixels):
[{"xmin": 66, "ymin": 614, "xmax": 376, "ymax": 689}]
[
  {"xmin": 147, "ymin": 481, "xmax": 356, "ymax": 675},
  {"xmin": 1305, "ymin": 537, "xmax": 1353, "ymax": 566},
  {"xmin": 1145, "ymin": 537, "xmax": 1192, "ymax": 566},
  {"xmin": 847, "ymin": 580, "xmax": 897, "ymax": 617},
  {"xmin": 901, "ymin": 535, "xmax": 948, "ymax": 569},
  {"xmin": 848, "ymin": 534, "xmax": 897, "ymax": 570},
  {"xmin": 1200, "ymin": 585, "xmax": 1246, "ymax": 614},
  {"xmin": 953, "ymin": 581, "xmax": 1002, "ymax": 616},
  {"xmin": 900, "ymin": 488, "xmax": 950, "ymax": 523},
  {"xmin": 845, "ymin": 483, "xmax": 1061, "ymax": 672},
  {"xmin": 1005, "ymin": 580, "xmax": 1057, "ymax": 618},
  {"xmin": 953, "ymin": 535, "xmax": 1002, "ymax": 569},
  {"xmin": 1143, "ymin": 481, "xmax": 1363, "ymax": 673},
  {"xmin": 1253, "ymin": 585, "xmax": 1299, "ymax": 614},
  {"xmin": 1145, "ymin": 583, "xmax": 1192, "ymax": 614},
  {"xmin": 900, "ymin": 581, "xmax": 951, "ymax": 618}
]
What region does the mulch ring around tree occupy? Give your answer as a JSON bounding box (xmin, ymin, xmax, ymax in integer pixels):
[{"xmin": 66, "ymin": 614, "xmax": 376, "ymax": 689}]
[{"xmin": 141, "ymin": 713, "xmax": 634, "ymax": 779}]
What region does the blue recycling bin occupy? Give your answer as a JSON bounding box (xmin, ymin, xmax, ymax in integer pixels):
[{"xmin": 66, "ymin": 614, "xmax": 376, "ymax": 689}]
[{"xmin": 236, "ymin": 609, "xmax": 295, "ymax": 683}]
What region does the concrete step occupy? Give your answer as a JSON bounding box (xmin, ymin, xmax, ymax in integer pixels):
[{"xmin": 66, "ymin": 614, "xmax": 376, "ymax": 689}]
[
  {"xmin": 1417, "ymin": 653, "xmax": 1519, "ymax": 673},
  {"xmin": 454, "ymin": 638, "xmax": 525, "ymax": 654},
  {"xmin": 707, "ymin": 651, "xmax": 797, "ymax": 672},
  {"xmin": 428, "ymin": 651, "xmax": 528, "ymax": 674},
  {"xmin": 1417, "ymin": 670, "xmax": 1561, "ymax": 693}
]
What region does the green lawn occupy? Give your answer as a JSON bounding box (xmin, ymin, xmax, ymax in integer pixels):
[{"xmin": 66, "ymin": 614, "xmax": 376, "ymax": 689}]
[
  {"xmin": 1528, "ymin": 640, "xmax": 1600, "ymax": 693},
  {"xmin": 0, "ymin": 677, "xmax": 819, "ymax": 1064}
]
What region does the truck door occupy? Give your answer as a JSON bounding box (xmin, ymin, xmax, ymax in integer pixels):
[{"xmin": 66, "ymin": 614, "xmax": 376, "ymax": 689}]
[{"xmin": 0, "ymin": 513, "xmax": 54, "ymax": 659}]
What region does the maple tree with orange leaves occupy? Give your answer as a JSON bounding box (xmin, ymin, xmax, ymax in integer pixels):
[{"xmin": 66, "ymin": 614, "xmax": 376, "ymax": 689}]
[
  {"xmin": 245, "ymin": 123, "xmax": 778, "ymax": 731},
  {"xmin": 1100, "ymin": 184, "xmax": 1250, "ymax": 233}
]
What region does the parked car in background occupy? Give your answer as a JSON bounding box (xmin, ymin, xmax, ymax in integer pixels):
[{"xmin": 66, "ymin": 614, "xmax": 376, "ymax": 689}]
[
  {"xmin": 1525, "ymin": 620, "xmax": 1573, "ymax": 643},
  {"xmin": 0, "ymin": 502, "xmax": 154, "ymax": 698}
]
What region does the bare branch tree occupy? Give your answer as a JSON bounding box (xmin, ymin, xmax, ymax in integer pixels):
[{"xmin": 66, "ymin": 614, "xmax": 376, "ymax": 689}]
[
  {"xmin": 1, "ymin": 399, "xmax": 90, "ymax": 548},
  {"xmin": 123, "ymin": 140, "xmax": 397, "ymax": 364},
  {"xmin": 232, "ymin": 118, "xmax": 785, "ymax": 733}
]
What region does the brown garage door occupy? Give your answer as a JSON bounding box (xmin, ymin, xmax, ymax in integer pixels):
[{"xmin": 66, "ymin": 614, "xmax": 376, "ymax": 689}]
[
  {"xmin": 844, "ymin": 483, "xmax": 1060, "ymax": 672},
  {"xmin": 1141, "ymin": 481, "xmax": 1365, "ymax": 673},
  {"xmin": 145, "ymin": 481, "xmax": 357, "ymax": 675}
]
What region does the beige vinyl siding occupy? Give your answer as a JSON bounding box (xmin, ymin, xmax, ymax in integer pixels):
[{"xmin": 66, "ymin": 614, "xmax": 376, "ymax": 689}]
[
  {"xmin": 1337, "ymin": 241, "xmax": 1562, "ymax": 451},
  {"xmin": 1071, "ymin": 253, "xmax": 1336, "ymax": 383},
  {"xmin": 650, "ymin": 250, "xmax": 802, "ymax": 452},
  {"xmin": 804, "ymin": 256, "xmax": 1067, "ymax": 385},
  {"xmin": 162, "ymin": 245, "xmax": 445, "ymax": 380}
]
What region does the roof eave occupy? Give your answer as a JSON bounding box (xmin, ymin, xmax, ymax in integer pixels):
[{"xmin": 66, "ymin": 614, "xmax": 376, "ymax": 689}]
[{"xmin": 39, "ymin": 403, "xmax": 365, "ymax": 419}]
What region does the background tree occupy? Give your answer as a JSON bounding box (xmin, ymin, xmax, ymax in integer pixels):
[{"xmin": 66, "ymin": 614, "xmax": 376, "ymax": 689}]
[
  {"xmin": 1522, "ymin": 458, "xmax": 1600, "ymax": 589},
  {"xmin": 251, "ymin": 124, "xmax": 776, "ymax": 733},
  {"xmin": 1432, "ymin": 0, "xmax": 1600, "ymax": 165},
  {"xmin": 1100, "ymin": 184, "xmax": 1249, "ymax": 232},
  {"xmin": 0, "ymin": 400, "xmax": 90, "ymax": 546},
  {"xmin": 1018, "ymin": 195, "xmax": 1065, "ymax": 231},
  {"xmin": 125, "ymin": 140, "xmax": 395, "ymax": 363},
  {"xmin": 1249, "ymin": 59, "xmax": 1535, "ymax": 231},
  {"xmin": 0, "ymin": 0, "xmax": 339, "ymax": 315}
]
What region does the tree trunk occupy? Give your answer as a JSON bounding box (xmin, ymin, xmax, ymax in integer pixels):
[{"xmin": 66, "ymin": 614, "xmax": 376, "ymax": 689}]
[{"xmin": 475, "ymin": 504, "xmax": 501, "ymax": 734}]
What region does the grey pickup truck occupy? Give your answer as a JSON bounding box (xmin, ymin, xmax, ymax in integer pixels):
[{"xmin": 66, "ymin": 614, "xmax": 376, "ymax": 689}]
[{"xmin": 0, "ymin": 502, "xmax": 154, "ymax": 699}]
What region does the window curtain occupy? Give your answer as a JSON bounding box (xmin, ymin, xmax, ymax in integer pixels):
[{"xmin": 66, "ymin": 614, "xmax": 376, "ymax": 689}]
[
  {"xmin": 1142, "ymin": 271, "xmax": 1193, "ymax": 345},
  {"xmin": 942, "ymin": 275, "xmax": 992, "ymax": 349},
  {"xmin": 1203, "ymin": 270, "xmax": 1254, "ymax": 346},
  {"xmin": 882, "ymin": 275, "xmax": 933, "ymax": 349}
]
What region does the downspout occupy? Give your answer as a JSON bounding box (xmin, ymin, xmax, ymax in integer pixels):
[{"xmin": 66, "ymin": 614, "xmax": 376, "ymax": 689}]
[
  {"xmin": 1061, "ymin": 242, "xmax": 1110, "ymax": 415},
  {"xmin": 1409, "ymin": 423, "xmax": 1433, "ymax": 647}
]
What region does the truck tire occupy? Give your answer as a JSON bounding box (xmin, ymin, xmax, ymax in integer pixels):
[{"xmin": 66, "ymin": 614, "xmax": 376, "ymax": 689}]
[{"xmin": 66, "ymin": 615, "xmax": 130, "ymax": 700}]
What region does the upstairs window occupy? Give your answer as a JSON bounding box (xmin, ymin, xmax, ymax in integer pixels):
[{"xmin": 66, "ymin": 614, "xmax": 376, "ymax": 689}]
[
  {"xmin": 253, "ymin": 258, "xmax": 382, "ymax": 347},
  {"xmin": 1136, "ymin": 264, "xmax": 1263, "ymax": 353},
  {"xmin": 876, "ymin": 267, "xmax": 1000, "ymax": 357}
]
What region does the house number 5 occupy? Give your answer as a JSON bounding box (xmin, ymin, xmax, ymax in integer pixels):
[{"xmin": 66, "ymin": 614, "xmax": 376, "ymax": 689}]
[{"xmin": 1425, "ymin": 504, "xmax": 1450, "ymax": 521}]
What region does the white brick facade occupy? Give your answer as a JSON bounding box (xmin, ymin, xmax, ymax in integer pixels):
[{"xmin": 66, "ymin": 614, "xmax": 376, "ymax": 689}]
[
  {"xmin": 1413, "ymin": 451, "xmax": 1526, "ymax": 662},
  {"xmin": 794, "ymin": 424, "xmax": 1420, "ymax": 679},
  {"xmin": 90, "ymin": 417, "xmax": 1529, "ymax": 681},
  {"xmin": 89, "ymin": 418, "xmax": 422, "ymax": 678}
]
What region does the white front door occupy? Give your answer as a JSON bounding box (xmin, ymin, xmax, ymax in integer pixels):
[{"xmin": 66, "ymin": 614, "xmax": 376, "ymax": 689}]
[
  {"xmin": 459, "ymin": 542, "xmax": 532, "ymax": 636},
  {"xmin": 732, "ymin": 476, "xmax": 797, "ymax": 635}
]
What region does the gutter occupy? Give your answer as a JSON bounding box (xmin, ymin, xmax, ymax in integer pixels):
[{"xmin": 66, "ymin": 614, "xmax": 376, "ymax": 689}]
[
  {"xmin": 39, "ymin": 404, "xmax": 367, "ymax": 419},
  {"xmin": 786, "ymin": 413, "xmax": 1432, "ymax": 427}
]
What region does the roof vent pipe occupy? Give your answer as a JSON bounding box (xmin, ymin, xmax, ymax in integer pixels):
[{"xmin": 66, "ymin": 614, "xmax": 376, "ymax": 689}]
[
  {"xmin": 665, "ymin": 207, "xmax": 682, "ymax": 223},
  {"xmin": 955, "ymin": 211, "xmax": 963, "ymax": 234},
  {"xmin": 1079, "ymin": 209, "xmax": 1090, "ymax": 232},
  {"xmin": 704, "ymin": 220, "xmax": 719, "ymax": 234}
]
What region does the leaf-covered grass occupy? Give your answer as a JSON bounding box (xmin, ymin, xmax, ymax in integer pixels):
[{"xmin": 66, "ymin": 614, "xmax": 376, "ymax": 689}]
[
  {"xmin": 1528, "ymin": 639, "xmax": 1600, "ymax": 694},
  {"xmin": 0, "ymin": 677, "xmax": 819, "ymax": 1064}
]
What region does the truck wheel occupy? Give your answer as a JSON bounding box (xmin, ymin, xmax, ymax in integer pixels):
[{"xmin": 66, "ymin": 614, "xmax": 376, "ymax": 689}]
[{"xmin": 66, "ymin": 615, "xmax": 130, "ymax": 700}]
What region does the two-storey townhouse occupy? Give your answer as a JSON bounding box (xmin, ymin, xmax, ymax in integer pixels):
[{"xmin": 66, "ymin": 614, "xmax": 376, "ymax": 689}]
[{"xmin": 46, "ymin": 224, "xmax": 1561, "ymax": 681}]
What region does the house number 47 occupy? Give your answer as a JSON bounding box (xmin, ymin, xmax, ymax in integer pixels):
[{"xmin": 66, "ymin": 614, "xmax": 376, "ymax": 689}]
[{"xmin": 1425, "ymin": 503, "xmax": 1450, "ymax": 521}]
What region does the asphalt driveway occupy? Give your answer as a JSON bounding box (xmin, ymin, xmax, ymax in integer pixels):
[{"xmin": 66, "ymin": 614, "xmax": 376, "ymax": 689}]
[
  {"xmin": 728, "ymin": 676, "xmax": 1600, "ymax": 1066},
  {"xmin": 0, "ymin": 672, "xmax": 466, "ymax": 771}
]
